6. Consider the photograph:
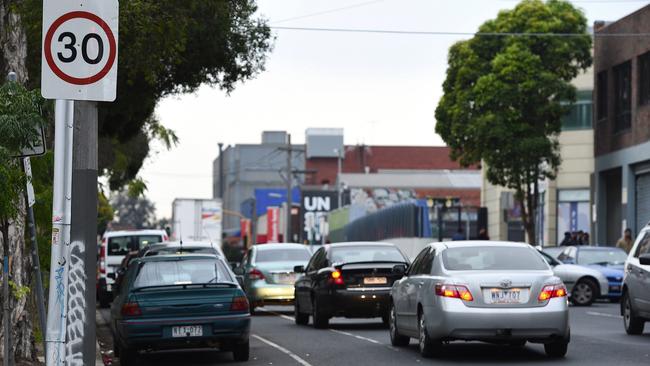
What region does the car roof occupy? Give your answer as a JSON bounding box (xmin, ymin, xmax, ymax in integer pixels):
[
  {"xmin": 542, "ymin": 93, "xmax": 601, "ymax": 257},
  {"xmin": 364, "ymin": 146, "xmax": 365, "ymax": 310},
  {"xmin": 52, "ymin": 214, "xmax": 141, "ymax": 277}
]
[
  {"xmin": 136, "ymin": 253, "xmax": 222, "ymax": 263},
  {"xmin": 437, "ymin": 240, "xmax": 535, "ymax": 249},
  {"xmin": 149, "ymin": 241, "xmax": 217, "ymax": 248},
  {"xmin": 103, "ymin": 229, "xmax": 166, "ymax": 238},
  {"xmin": 573, "ymin": 246, "xmax": 624, "ymax": 251},
  {"xmin": 253, "ymin": 243, "xmax": 311, "ymax": 251},
  {"xmin": 326, "ymin": 241, "xmax": 398, "ymax": 249}
]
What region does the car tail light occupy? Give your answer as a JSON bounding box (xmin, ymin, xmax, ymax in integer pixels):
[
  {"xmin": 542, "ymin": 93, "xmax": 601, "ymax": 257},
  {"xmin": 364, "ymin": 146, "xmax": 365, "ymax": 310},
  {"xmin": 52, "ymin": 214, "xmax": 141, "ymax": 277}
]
[
  {"xmin": 121, "ymin": 302, "xmax": 142, "ymax": 316},
  {"xmin": 538, "ymin": 284, "xmax": 567, "ymax": 302},
  {"xmin": 248, "ymin": 268, "xmax": 265, "ymax": 280},
  {"xmin": 231, "ymin": 296, "xmax": 250, "ymax": 312},
  {"xmin": 330, "ymin": 270, "xmax": 344, "ymax": 285},
  {"xmin": 435, "ymin": 284, "xmax": 474, "ymax": 301},
  {"xmin": 99, "ymin": 240, "xmax": 106, "ymax": 274}
]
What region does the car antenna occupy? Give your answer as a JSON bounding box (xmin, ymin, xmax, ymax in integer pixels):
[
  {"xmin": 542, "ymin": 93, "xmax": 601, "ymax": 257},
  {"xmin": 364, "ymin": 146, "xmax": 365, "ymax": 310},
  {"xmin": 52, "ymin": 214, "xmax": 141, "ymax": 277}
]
[{"xmin": 180, "ymin": 239, "xmax": 183, "ymax": 253}]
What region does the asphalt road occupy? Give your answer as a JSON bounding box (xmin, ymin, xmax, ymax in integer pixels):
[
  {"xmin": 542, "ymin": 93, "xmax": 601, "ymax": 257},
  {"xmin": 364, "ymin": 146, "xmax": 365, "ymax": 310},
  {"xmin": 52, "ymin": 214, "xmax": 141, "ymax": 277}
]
[{"xmin": 97, "ymin": 301, "xmax": 650, "ymax": 366}]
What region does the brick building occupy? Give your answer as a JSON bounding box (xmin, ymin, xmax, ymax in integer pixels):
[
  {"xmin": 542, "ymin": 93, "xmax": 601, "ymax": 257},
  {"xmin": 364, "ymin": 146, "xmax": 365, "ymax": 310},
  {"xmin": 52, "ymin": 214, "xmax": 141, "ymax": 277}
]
[{"xmin": 593, "ymin": 5, "xmax": 650, "ymax": 244}]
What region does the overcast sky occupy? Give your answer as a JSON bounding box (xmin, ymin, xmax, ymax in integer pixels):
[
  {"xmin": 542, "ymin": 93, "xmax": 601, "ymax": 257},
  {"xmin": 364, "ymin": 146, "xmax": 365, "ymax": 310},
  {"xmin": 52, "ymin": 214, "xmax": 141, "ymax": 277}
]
[{"xmin": 139, "ymin": 0, "xmax": 647, "ymax": 219}]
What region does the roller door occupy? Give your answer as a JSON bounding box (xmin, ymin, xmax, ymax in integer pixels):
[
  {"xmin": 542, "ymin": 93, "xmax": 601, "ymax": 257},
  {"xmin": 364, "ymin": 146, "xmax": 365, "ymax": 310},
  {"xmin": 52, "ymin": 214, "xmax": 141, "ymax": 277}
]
[{"xmin": 636, "ymin": 172, "xmax": 650, "ymax": 232}]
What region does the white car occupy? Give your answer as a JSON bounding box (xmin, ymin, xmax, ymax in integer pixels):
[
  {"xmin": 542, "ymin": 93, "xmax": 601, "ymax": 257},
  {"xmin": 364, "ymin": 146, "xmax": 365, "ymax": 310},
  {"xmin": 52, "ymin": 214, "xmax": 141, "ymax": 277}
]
[
  {"xmin": 622, "ymin": 223, "xmax": 650, "ymax": 334},
  {"xmin": 97, "ymin": 229, "xmax": 167, "ymax": 307}
]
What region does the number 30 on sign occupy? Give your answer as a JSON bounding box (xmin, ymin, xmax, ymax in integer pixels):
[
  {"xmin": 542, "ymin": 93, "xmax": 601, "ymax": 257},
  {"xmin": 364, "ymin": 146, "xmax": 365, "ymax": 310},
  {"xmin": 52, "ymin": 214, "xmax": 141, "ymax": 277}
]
[{"xmin": 41, "ymin": 0, "xmax": 118, "ymax": 102}]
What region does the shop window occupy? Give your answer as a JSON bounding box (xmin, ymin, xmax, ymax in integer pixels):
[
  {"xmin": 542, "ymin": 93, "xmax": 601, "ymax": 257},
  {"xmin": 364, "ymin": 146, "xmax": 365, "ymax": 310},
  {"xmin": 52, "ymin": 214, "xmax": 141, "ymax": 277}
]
[
  {"xmin": 597, "ymin": 71, "xmax": 608, "ymax": 121},
  {"xmin": 613, "ymin": 61, "xmax": 631, "ymax": 132},
  {"xmin": 556, "ymin": 189, "xmax": 590, "ymax": 244},
  {"xmin": 639, "ymin": 51, "xmax": 650, "ymax": 106}
]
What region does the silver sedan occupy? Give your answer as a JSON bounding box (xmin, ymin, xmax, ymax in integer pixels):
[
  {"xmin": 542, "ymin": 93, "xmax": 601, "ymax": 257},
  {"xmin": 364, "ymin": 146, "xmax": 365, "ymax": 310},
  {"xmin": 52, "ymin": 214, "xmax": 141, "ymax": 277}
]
[{"xmin": 389, "ymin": 241, "xmax": 570, "ymax": 358}]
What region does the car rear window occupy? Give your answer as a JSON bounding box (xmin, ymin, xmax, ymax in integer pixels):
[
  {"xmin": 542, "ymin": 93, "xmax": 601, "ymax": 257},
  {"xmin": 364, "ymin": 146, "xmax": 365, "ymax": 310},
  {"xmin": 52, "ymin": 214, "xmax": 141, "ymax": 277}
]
[
  {"xmin": 330, "ymin": 246, "xmax": 406, "ymax": 264},
  {"xmin": 255, "ymin": 248, "xmax": 311, "ymax": 263},
  {"xmin": 133, "ymin": 259, "xmax": 232, "ymax": 288},
  {"xmin": 146, "ymin": 247, "xmax": 219, "ymax": 257},
  {"xmin": 442, "ymin": 246, "xmax": 548, "ymax": 271},
  {"xmin": 108, "ymin": 235, "xmax": 163, "ymax": 256}
]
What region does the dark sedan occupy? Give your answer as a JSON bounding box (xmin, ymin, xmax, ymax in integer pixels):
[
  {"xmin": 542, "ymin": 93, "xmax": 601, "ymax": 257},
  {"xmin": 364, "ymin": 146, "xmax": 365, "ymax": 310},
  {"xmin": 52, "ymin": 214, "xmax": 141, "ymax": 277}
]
[
  {"xmin": 293, "ymin": 242, "xmax": 409, "ymax": 328},
  {"xmin": 110, "ymin": 254, "xmax": 251, "ymax": 365}
]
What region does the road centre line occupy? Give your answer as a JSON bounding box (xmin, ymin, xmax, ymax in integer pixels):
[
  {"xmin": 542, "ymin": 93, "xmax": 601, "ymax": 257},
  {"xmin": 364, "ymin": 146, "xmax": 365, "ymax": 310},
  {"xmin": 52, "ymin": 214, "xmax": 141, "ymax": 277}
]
[
  {"xmin": 252, "ymin": 334, "xmax": 313, "ymax": 366},
  {"xmin": 587, "ymin": 311, "xmax": 622, "ymax": 319}
]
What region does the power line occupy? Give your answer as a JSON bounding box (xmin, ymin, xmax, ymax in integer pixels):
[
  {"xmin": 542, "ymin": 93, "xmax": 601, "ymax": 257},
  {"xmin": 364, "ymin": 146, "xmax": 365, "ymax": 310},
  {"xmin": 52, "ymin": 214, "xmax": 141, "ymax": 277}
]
[
  {"xmin": 272, "ymin": 0, "xmax": 386, "ymax": 25},
  {"xmin": 271, "ymin": 26, "xmax": 650, "ymax": 37}
]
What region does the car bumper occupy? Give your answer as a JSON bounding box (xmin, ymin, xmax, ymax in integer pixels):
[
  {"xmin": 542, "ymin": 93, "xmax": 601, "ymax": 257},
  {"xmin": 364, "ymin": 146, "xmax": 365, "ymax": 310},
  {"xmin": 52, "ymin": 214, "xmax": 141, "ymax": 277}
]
[
  {"xmin": 248, "ymin": 283, "xmax": 295, "ymax": 304},
  {"xmin": 607, "ymin": 281, "xmax": 623, "ymax": 298},
  {"xmin": 322, "ymin": 287, "xmax": 392, "ymax": 318},
  {"xmin": 116, "ymin": 313, "xmax": 250, "ymax": 351},
  {"xmin": 424, "ymin": 297, "xmax": 569, "ymax": 343}
]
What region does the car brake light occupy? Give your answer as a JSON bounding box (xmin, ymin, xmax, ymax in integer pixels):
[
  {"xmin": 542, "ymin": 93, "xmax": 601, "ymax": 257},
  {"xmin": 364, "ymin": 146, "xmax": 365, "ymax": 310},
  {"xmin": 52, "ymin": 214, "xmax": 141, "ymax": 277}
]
[
  {"xmin": 538, "ymin": 284, "xmax": 567, "ymax": 301},
  {"xmin": 331, "ymin": 270, "xmax": 344, "ymax": 285},
  {"xmin": 99, "ymin": 241, "xmax": 106, "ymax": 274},
  {"xmin": 121, "ymin": 302, "xmax": 142, "ymax": 316},
  {"xmin": 435, "ymin": 284, "xmax": 474, "ymax": 301},
  {"xmin": 248, "ymin": 268, "xmax": 265, "ymax": 280},
  {"xmin": 231, "ymin": 296, "xmax": 250, "ymax": 312}
]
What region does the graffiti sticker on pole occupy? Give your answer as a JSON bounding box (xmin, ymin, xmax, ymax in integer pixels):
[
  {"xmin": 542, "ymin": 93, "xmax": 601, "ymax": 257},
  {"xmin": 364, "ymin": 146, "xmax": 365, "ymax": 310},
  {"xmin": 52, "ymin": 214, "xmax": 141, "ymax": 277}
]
[{"xmin": 41, "ymin": 0, "xmax": 118, "ymax": 101}]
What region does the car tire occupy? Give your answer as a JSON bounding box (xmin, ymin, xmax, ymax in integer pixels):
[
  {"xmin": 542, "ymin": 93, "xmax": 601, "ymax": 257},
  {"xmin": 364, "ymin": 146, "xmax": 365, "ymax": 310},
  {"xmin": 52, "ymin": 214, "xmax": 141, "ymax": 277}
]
[
  {"xmin": 623, "ymin": 292, "xmax": 645, "ymax": 335},
  {"xmin": 544, "ymin": 339, "xmax": 568, "ymax": 358},
  {"xmin": 418, "ymin": 310, "xmax": 441, "ymax": 358},
  {"xmin": 312, "ymin": 298, "xmax": 329, "ymax": 329},
  {"xmin": 571, "ymin": 279, "xmax": 597, "ymax": 306},
  {"xmin": 118, "ymin": 345, "xmax": 137, "ymax": 366},
  {"xmin": 233, "ymin": 340, "xmax": 250, "ymax": 362},
  {"xmin": 389, "ymin": 303, "xmax": 409, "ymax": 347},
  {"xmin": 295, "ymin": 299, "xmax": 309, "ymax": 325},
  {"xmin": 381, "ymin": 312, "xmax": 390, "ymax": 328}
]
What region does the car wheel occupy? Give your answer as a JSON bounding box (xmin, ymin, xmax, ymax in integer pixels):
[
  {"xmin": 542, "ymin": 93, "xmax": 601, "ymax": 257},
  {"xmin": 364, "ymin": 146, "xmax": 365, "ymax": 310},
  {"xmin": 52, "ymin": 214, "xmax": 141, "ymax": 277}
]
[
  {"xmin": 118, "ymin": 345, "xmax": 137, "ymax": 366},
  {"xmin": 418, "ymin": 310, "xmax": 441, "ymax": 358},
  {"xmin": 623, "ymin": 292, "xmax": 645, "ymax": 335},
  {"xmin": 381, "ymin": 312, "xmax": 390, "ymax": 328},
  {"xmin": 571, "ymin": 279, "xmax": 596, "ymax": 306},
  {"xmin": 544, "ymin": 339, "xmax": 568, "ymax": 358},
  {"xmin": 233, "ymin": 340, "xmax": 250, "ymax": 362},
  {"xmin": 389, "ymin": 303, "xmax": 409, "ymax": 347},
  {"xmin": 295, "ymin": 299, "xmax": 309, "ymax": 325},
  {"xmin": 312, "ymin": 298, "xmax": 329, "ymax": 329}
]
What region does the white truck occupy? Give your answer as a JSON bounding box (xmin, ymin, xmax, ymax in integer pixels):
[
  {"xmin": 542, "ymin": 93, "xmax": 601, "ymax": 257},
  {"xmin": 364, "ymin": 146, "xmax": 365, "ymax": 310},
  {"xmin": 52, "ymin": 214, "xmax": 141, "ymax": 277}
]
[{"xmin": 172, "ymin": 198, "xmax": 223, "ymax": 245}]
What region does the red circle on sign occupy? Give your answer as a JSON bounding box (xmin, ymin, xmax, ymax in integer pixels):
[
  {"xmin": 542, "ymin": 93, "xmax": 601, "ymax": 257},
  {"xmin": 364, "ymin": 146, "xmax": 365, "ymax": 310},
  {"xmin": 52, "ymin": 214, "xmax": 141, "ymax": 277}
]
[{"xmin": 44, "ymin": 11, "xmax": 116, "ymax": 85}]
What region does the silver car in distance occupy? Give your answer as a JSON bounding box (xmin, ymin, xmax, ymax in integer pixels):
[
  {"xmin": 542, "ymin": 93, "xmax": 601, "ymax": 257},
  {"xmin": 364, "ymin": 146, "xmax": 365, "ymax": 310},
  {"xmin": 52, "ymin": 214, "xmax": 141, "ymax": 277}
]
[{"xmin": 389, "ymin": 241, "xmax": 570, "ymax": 358}]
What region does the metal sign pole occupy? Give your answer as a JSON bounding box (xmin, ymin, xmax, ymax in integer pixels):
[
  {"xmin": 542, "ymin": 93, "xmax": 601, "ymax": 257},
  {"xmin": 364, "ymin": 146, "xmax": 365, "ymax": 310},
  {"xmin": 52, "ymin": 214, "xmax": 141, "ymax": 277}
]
[{"xmin": 45, "ymin": 99, "xmax": 74, "ymax": 366}]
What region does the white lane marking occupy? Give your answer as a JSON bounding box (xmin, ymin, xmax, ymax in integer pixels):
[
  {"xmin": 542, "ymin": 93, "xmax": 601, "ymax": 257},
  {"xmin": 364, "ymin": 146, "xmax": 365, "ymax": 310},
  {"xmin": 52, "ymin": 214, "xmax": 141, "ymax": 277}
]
[
  {"xmin": 587, "ymin": 311, "xmax": 622, "ymax": 319},
  {"xmin": 256, "ymin": 307, "xmax": 295, "ymax": 321},
  {"xmin": 252, "ymin": 334, "xmax": 313, "ymax": 366},
  {"xmin": 329, "ymin": 329, "xmax": 382, "ymax": 344}
]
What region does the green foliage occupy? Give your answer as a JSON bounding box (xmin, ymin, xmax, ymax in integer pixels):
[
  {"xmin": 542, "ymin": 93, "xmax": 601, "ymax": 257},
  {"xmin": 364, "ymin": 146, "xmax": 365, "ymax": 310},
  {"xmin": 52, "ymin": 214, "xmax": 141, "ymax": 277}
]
[
  {"xmin": 110, "ymin": 189, "xmax": 157, "ymax": 229},
  {"xmin": 28, "ymin": 151, "xmax": 54, "ymax": 272},
  {"xmin": 19, "ymin": 0, "xmax": 273, "ymax": 189},
  {"xmin": 97, "ymin": 189, "xmax": 114, "ymax": 236},
  {"xmin": 434, "ymin": 0, "xmax": 592, "ymax": 241},
  {"xmin": 8, "ymin": 280, "xmax": 30, "ymax": 300}
]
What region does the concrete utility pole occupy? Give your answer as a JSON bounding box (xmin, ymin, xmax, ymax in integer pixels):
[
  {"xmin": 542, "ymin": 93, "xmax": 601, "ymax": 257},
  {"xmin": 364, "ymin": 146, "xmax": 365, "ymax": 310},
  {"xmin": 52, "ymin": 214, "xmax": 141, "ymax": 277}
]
[
  {"xmin": 218, "ymin": 142, "xmax": 224, "ymax": 198},
  {"xmin": 68, "ymin": 102, "xmax": 98, "ymax": 365},
  {"xmin": 285, "ymin": 134, "xmax": 293, "ymax": 243},
  {"xmin": 335, "ymin": 148, "xmax": 343, "ymax": 209}
]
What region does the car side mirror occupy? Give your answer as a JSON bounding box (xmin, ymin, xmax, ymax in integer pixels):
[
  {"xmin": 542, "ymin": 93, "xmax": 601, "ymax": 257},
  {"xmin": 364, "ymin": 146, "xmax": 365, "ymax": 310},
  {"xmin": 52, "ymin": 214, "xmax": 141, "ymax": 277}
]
[
  {"xmin": 235, "ymin": 275, "xmax": 245, "ymax": 287},
  {"xmin": 639, "ymin": 253, "xmax": 650, "ymax": 265},
  {"xmin": 294, "ymin": 265, "xmax": 305, "ymax": 273},
  {"xmin": 392, "ymin": 264, "xmax": 407, "ymax": 276},
  {"xmin": 233, "ymin": 267, "xmax": 244, "ymax": 276}
]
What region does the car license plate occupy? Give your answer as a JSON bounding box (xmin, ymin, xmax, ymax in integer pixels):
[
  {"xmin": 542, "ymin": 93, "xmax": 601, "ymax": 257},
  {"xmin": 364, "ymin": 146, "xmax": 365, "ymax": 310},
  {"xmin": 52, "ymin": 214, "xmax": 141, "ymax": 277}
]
[
  {"xmin": 364, "ymin": 277, "xmax": 387, "ymax": 285},
  {"xmin": 172, "ymin": 325, "xmax": 203, "ymax": 338},
  {"xmin": 485, "ymin": 288, "xmax": 524, "ymax": 304},
  {"xmin": 273, "ymin": 273, "xmax": 296, "ymax": 284}
]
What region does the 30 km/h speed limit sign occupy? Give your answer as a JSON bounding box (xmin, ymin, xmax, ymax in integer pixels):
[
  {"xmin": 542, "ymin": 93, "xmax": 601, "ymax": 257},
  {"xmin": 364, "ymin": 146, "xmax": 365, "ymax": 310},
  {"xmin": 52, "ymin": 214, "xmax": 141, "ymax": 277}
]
[{"xmin": 41, "ymin": 0, "xmax": 118, "ymax": 101}]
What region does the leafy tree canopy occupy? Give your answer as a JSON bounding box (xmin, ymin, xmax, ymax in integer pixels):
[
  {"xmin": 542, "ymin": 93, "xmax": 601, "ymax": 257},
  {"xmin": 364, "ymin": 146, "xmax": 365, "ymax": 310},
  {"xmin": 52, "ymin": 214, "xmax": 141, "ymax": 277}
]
[
  {"xmin": 434, "ymin": 0, "xmax": 592, "ymax": 242},
  {"xmin": 110, "ymin": 189, "xmax": 157, "ymax": 230},
  {"xmin": 19, "ymin": 0, "xmax": 273, "ymax": 189}
]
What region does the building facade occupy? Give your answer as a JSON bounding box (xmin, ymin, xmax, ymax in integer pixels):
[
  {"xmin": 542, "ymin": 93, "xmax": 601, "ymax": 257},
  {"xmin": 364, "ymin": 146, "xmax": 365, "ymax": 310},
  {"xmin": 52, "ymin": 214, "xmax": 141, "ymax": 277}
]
[{"xmin": 593, "ymin": 6, "xmax": 650, "ymax": 245}]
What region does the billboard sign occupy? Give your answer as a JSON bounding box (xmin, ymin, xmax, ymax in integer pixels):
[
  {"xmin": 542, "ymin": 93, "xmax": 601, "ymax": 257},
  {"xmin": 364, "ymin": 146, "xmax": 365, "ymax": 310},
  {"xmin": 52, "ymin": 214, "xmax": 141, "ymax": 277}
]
[{"xmin": 301, "ymin": 190, "xmax": 338, "ymax": 244}]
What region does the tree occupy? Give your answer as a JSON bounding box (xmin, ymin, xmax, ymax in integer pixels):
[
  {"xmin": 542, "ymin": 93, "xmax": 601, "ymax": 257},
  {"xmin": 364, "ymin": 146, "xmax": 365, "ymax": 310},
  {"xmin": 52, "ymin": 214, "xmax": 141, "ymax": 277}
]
[
  {"xmin": 434, "ymin": 0, "xmax": 591, "ymax": 243},
  {"xmin": 110, "ymin": 190, "xmax": 157, "ymax": 230},
  {"xmin": 0, "ymin": 80, "xmax": 46, "ymax": 362},
  {"xmin": 18, "ymin": 0, "xmax": 273, "ymax": 189}
]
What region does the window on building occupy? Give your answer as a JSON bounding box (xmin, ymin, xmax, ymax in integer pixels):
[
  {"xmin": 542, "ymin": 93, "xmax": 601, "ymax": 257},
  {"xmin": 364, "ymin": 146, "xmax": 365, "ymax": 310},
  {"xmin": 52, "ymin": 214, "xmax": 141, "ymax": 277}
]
[
  {"xmin": 613, "ymin": 61, "xmax": 632, "ymax": 132},
  {"xmin": 561, "ymin": 90, "xmax": 593, "ymax": 130},
  {"xmin": 597, "ymin": 71, "xmax": 608, "ymax": 121},
  {"xmin": 639, "ymin": 51, "xmax": 650, "ymax": 106}
]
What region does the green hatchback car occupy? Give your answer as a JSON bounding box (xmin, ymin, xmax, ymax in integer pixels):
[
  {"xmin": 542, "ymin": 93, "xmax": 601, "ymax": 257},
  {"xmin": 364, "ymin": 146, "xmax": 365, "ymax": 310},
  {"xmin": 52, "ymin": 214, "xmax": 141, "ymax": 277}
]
[
  {"xmin": 110, "ymin": 253, "xmax": 251, "ymax": 365},
  {"xmin": 235, "ymin": 243, "xmax": 312, "ymax": 312}
]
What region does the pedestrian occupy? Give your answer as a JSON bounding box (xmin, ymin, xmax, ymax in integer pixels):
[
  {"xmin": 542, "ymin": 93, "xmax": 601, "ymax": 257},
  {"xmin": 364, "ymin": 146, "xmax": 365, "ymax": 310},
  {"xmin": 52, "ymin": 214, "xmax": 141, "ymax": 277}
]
[
  {"xmin": 616, "ymin": 228, "xmax": 634, "ymax": 254},
  {"xmin": 582, "ymin": 232, "xmax": 590, "ymax": 245},
  {"xmin": 452, "ymin": 227, "xmax": 466, "ymax": 241},
  {"xmin": 478, "ymin": 228, "xmax": 490, "ymax": 240},
  {"xmin": 560, "ymin": 232, "xmax": 573, "ymax": 246},
  {"xmin": 577, "ymin": 230, "xmax": 585, "ymax": 245}
]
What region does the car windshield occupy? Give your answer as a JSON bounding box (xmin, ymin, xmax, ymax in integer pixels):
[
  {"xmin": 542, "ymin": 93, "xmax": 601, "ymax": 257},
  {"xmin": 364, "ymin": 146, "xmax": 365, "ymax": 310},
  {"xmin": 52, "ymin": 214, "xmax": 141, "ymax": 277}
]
[
  {"xmin": 577, "ymin": 249, "xmax": 628, "ymax": 265},
  {"xmin": 443, "ymin": 246, "xmax": 548, "ymax": 271},
  {"xmin": 108, "ymin": 235, "xmax": 162, "ymax": 256},
  {"xmin": 133, "ymin": 258, "xmax": 233, "ymax": 288},
  {"xmin": 255, "ymin": 248, "xmax": 311, "ymax": 263},
  {"xmin": 330, "ymin": 246, "xmax": 406, "ymax": 264}
]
